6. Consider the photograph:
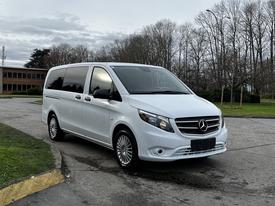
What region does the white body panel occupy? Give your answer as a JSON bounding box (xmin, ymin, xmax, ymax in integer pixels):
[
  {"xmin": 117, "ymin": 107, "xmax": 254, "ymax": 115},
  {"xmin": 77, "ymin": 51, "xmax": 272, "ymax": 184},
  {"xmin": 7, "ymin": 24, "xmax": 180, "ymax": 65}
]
[{"xmin": 42, "ymin": 62, "xmax": 228, "ymax": 161}]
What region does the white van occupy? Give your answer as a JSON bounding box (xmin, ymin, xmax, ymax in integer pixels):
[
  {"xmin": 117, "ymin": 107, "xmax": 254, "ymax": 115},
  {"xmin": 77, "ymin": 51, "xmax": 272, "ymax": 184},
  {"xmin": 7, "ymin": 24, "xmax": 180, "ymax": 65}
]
[{"xmin": 42, "ymin": 63, "xmax": 227, "ymax": 169}]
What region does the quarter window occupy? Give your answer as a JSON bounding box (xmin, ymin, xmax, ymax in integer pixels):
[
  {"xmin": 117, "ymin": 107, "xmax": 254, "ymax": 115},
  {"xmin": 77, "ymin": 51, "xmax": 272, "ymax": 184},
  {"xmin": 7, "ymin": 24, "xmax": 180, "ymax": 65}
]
[
  {"xmin": 62, "ymin": 67, "xmax": 88, "ymax": 93},
  {"xmin": 46, "ymin": 69, "xmax": 65, "ymax": 90}
]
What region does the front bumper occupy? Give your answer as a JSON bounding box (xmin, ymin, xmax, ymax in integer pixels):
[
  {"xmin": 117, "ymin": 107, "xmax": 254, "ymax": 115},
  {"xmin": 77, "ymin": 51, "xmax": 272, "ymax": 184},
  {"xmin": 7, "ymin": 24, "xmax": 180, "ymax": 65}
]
[{"xmin": 136, "ymin": 123, "xmax": 228, "ymax": 162}]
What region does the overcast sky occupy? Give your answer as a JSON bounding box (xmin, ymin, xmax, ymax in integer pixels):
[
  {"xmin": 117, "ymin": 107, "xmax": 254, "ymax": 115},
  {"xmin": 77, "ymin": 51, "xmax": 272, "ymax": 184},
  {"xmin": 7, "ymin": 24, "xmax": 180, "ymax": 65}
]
[{"xmin": 0, "ymin": 0, "xmax": 221, "ymax": 67}]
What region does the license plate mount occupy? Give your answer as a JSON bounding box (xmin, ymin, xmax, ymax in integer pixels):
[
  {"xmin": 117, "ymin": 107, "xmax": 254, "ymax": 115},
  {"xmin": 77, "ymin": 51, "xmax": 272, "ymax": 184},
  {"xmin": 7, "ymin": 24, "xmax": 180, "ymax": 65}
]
[{"xmin": 191, "ymin": 138, "xmax": 216, "ymax": 151}]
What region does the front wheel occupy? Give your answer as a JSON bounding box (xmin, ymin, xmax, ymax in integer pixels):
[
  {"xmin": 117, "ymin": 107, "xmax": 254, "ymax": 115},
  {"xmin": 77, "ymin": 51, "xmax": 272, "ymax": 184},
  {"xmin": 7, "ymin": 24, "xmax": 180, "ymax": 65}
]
[
  {"xmin": 48, "ymin": 114, "xmax": 64, "ymax": 141},
  {"xmin": 114, "ymin": 129, "xmax": 139, "ymax": 170}
]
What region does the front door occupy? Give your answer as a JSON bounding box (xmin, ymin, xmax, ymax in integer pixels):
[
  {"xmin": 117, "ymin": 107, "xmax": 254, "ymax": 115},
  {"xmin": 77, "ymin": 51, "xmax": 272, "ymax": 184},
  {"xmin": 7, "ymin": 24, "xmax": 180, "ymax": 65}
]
[{"xmin": 82, "ymin": 67, "xmax": 113, "ymax": 145}]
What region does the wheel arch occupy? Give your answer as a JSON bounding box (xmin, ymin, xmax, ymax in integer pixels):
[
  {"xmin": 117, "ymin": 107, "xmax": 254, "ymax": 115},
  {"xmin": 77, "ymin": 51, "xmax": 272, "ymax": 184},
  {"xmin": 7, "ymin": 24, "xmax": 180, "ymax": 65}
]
[
  {"xmin": 47, "ymin": 110, "xmax": 56, "ymax": 124},
  {"xmin": 112, "ymin": 123, "xmax": 135, "ymax": 149}
]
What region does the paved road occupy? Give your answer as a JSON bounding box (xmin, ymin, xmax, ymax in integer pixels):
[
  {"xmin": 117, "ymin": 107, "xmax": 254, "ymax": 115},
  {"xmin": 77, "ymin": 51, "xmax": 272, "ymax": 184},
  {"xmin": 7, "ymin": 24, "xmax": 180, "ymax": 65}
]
[{"xmin": 0, "ymin": 98, "xmax": 275, "ymax": 206}]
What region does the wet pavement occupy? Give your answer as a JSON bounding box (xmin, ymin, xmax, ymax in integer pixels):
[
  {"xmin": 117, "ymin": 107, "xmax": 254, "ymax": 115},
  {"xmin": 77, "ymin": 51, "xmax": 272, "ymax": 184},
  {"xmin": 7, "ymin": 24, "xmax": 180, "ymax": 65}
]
[{"xmin": 0, "ymin": 98, "xmax": 275, "ymax": 206}]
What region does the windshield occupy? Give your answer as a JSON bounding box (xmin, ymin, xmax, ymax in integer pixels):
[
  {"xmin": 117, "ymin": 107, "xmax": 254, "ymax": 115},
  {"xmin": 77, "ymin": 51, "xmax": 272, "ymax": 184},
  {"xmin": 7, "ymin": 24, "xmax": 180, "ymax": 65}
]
[{"xmin": 112, "ymin": 66, "xmax": 192, "ymax": 95}]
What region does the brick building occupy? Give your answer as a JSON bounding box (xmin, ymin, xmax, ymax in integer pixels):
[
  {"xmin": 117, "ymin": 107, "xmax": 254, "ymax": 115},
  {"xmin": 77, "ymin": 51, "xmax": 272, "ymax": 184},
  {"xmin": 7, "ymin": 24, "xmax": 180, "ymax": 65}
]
[{"xmin": 0, "ymin": 66, "xmax": 48, "ymax": 94}]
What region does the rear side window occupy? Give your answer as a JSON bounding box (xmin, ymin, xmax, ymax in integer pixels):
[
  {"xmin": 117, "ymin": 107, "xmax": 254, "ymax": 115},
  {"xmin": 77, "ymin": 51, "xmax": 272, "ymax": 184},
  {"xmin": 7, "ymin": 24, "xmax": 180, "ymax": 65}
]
[
  {"xmin": 62, "ymin": 67, "xmax": 88, "ymax": 93},
  {"xmin": 46, "ymin": 69, "xmax": 65, "ymax": 90}
]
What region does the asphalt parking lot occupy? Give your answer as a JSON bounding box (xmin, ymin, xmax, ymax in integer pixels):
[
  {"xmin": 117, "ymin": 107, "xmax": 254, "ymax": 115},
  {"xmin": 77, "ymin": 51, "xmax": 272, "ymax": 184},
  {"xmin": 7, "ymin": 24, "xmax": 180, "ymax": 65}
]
[{"xmin": 0, "ymin": 98, "xmax": 275, "ymax": 206}]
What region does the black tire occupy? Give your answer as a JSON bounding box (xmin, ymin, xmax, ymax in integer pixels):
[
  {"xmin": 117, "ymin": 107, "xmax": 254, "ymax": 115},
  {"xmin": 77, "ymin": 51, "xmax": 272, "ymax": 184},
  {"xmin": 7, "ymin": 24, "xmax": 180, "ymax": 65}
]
[
  {"xmin": 113, "ymin": 129, "xmax": 139, "ymax": 170},
  {"xmin": 48, "ymin": 113, "xmax": 64, "ymax": 141}
]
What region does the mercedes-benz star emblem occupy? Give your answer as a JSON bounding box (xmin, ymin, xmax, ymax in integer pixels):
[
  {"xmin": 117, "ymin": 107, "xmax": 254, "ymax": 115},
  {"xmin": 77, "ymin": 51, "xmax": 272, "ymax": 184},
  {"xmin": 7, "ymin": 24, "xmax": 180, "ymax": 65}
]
[{"xmin": 198, "ymin": 119, "xmax": 208, "ymax": 132}]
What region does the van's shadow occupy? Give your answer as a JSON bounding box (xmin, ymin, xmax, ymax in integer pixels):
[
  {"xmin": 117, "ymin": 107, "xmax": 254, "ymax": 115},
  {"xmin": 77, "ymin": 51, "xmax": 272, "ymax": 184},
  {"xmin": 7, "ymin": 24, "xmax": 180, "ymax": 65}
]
[{"xmin": 61, "ymin": 134, "xmax": 226, "ymax": 190}]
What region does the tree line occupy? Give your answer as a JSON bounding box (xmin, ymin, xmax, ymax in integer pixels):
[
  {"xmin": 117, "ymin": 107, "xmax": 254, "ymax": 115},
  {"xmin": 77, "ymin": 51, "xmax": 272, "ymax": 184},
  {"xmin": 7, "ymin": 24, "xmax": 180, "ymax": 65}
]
[{"xmin": 25, "ymin": 0, "xmax": 275, "ymax": 100}]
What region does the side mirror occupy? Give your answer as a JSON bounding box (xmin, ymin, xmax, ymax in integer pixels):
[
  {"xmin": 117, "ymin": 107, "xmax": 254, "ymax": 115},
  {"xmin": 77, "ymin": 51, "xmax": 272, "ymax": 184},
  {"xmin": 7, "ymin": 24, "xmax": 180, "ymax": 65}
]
[{"xmin": 93, "ymin": 89, "xmax": 110, "ymax": 99}]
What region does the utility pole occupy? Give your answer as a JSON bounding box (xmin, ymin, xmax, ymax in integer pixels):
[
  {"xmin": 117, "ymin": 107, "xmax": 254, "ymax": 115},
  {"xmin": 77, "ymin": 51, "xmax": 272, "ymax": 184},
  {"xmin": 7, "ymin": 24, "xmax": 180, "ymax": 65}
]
[{"xmin": 1, "ymin": 46, "xmax": 6, "ymax": 67}]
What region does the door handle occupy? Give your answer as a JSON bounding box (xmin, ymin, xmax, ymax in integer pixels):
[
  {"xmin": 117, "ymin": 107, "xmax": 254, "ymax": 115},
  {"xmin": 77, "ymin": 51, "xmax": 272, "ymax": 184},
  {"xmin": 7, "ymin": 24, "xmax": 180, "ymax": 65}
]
[
  {"xmin": 85, "ymin": 96, "xmax": 91, "ymax": 102},
  {"xmin": 75, "ymin": 95, "xmax": 81, "ymax": 100}
]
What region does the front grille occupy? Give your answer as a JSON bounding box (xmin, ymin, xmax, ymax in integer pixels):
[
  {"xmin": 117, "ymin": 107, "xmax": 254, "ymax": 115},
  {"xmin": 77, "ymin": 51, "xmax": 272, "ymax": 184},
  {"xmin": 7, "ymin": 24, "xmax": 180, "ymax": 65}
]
[
  {"xmin": 175, "ymin": 116, "xmax": 220, "ymax": 134},
  {"xmin": 173, "ymin": 143, "xmax": 225, "ymax": 156}
]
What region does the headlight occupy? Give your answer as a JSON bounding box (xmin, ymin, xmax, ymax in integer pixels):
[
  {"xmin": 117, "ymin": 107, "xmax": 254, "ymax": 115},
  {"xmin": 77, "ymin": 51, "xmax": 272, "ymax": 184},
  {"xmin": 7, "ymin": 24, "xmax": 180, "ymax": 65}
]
[{"xmin": 138, "ymin": 110, "xmax": 174, "ymax": 133}]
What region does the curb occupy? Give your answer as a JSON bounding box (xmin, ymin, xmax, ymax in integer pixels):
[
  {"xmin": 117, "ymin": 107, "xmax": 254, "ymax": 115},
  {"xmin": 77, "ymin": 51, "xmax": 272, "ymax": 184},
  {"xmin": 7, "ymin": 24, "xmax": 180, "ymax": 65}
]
[
  {"xmin": 0, "ymin": 169, "xmax": 64, "ymax": 206},
  {"xmin": 50, "ymin": 144, "xmax": 63, "ymax": 170},
  {"xmin": 0, "ymin": 145, "xmax": 65, "ymax": 206}
]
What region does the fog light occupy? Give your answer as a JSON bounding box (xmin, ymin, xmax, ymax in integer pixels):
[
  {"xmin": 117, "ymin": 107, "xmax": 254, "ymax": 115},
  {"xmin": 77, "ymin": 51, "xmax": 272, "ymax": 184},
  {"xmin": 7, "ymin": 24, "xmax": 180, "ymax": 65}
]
[
  {"xmin": 151, "ymin": 148, "xmax": 166, "ymax": 156},
  {"xmin": 158, "ymin": 149, "xmax": 163, "ymax": 154}
]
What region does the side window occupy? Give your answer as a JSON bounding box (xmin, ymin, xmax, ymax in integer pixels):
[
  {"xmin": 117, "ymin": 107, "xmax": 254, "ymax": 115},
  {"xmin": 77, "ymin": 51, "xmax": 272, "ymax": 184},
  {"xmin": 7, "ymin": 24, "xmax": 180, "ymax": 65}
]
[
  {"xmin": 90, "ymin": 67, "xmax": 112, "ymax": 95},
  {"xmin": 90, "ymin": 67, "xmax": 122, "ymax": 101},
  {"xmin": 46, "ymin": 69, "xmax": 65, "ymax": 90},
  {"xmin": 62, "ymin": 67, "xmax": 88, "ymax": 93}
]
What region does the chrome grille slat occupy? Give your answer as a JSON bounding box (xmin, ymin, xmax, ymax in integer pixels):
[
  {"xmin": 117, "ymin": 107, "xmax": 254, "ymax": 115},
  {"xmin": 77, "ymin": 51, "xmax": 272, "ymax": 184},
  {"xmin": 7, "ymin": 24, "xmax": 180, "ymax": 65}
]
[
  {"xmin": 174, "ymin": 144, "xmax": 225, "ymax": 156},
  {"xmin": 208, "ymin": 123, "xmax": 220, "ymax": 128},
  {"xmin": 206, "ymin": 118, "xmax": 219, "ymax": 122},
  {"xmin": 177, "ymin": 126, "xmax": 198, "ymax": 129},
  {"xmin": 175, "ymin": 120, "xmax": 198, "ymax": 123},
  {"xmin": 175, "ymin": 116, "xmax": 220, "ymax": 134}
]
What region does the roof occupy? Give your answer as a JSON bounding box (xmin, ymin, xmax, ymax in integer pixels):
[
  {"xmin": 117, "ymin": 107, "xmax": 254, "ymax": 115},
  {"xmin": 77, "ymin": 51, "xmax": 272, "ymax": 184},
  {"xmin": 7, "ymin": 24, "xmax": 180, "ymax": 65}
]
[
  {"xmin": 50, "ymin": 62, "xmax": 163, "ymax": 71},
  {"xmin": 0, "ymin": 66, "xmax": 48, "ymax": 72}
]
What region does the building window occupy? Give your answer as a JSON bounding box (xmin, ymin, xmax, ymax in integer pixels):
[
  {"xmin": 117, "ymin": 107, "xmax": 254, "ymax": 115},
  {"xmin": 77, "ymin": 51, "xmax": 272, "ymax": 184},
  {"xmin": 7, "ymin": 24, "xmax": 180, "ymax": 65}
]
[
  {"xmin": 3, "ymin": 84, "xmax": 7, "ymax": 91},
  {"xmin": 13, "ymin": 84, "xmax": 17, "ymax": 91},
  {"xmin": 13, "ymin": 72, "xmax": 17, "ymax": 78},
  {"xmin": 27, "ymin": 85, "xmax": 31, "ymax": 90},
  {"xmin": 36, "ymin": 74, "xmax": 41, "ymax": 79},
  {"xmin": 23, "ymin": 85, "xmax": 26, "ymax": 91},
  {"xmin": 23, "ymin": 73, "xmax": 26, "ymax": 79},
  {"xmin": 8, "ymin": 84, "xmax": 12, "ymax": 91},
  {"xmin": 18, "ymin": 85, "xmax": 22, "ymax": 91},
  {"xmin": 18, "ymin": 73, "xmax": 22, "ymax": 78},
  {"xmin": 27, "ymin": 73, "xmax": 31, "ymax": 79},
  {"xmin": 32, "ymin": 73, "xmax": 36, "ymax": 79},
  {"xmin": 41, "ymin": 74, "xmax": 45, "ymax": 79},
  {"xmin": 8, "ymin": 72, "xmax": 12, "ymax": 78},
  {"xmin": 3, "ymin": 72, "xmax": 7, "ymax": 78}
]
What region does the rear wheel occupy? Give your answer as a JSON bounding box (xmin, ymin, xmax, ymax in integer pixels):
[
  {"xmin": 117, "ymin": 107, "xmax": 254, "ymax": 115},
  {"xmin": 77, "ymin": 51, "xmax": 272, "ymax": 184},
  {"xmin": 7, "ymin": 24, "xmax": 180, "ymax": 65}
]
[
  {"xmin": 114, "ymin": 129, "xmax": 139, "ymax": 170},
  {"xmin": 48, "ymin": 113, "xmax": 64, "ymax": 141}
]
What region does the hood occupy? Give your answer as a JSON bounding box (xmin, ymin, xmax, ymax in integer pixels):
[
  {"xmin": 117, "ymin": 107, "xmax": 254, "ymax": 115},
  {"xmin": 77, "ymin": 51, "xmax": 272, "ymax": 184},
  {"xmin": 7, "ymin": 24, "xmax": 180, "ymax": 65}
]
[{"xmin": 126, "ymin": 94, "xmax": 221, "ymax": 118}]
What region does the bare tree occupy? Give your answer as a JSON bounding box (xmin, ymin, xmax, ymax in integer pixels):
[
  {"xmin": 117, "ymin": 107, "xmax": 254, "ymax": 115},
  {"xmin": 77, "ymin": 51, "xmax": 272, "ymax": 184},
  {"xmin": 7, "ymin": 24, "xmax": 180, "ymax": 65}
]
[{"xmin": 25, "ymin": 0, "xmax": 275, "ymax": 102}]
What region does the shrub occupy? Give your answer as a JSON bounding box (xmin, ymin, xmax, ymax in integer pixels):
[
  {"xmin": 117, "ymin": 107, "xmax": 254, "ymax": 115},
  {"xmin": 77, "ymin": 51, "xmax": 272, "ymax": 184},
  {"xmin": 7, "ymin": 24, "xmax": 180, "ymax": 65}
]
[
  {"xmin": 196, "ymin": 88, "xmax": 260, "ymax": 103},
  {"xmin": 27, "ymin": 87, "xmax": 43, "ymax": 95},
  {"xmin": 249, "ymin": 94, "xmax": 260, "ymax": 103},
  {"xmin": 11, "ymin": 91, "xmax": 28, "ymax": 95}
]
